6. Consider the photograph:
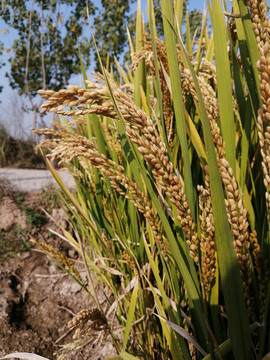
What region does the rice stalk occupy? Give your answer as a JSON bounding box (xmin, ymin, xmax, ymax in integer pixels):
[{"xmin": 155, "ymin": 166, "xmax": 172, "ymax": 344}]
[{"xmin": 30, "ymin": 1, "xmax": 270, "ymax": 358}]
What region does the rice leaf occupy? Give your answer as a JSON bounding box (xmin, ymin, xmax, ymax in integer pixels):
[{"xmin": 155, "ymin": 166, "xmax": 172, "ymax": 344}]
[
  {"xmin": 154, "ymin": 313, "xmax": 207, "ymax": 357},
  {"xmin": 176, "ymin": 27, "xmax": 253, "ymax": 360},
  {"xmin": 115, "ymin": 57, "xmax": 129, "ymax": 84},
  {"xmin": 148, "ymin": 0, "xmax": 168, "ymax": 147},
  {"xmin": 202, "ymin": 323, "xmax": 258, "ymax": 359},
  {"xmin": 185, "ymin": 8, "xmax": 192, "ymax": 54},
  {"xmin": 160, "ymin": 0, "xmax": 195, "ymax": 218},
  {"xmin": 174, "ymin": 0, "xmax": 184, "ymax": 36},
  {"xmin": 212, "ymin": 0, "xmax": 236, "ymax": 174},
  {"xmin": 205, "ymin": 32, "xmax": 214, "ymax": 62},
  {"xmin": 134, "ymin": 0, "xmax": 145, "ymax": 107},
  {"xmin": 122, "ymin": 280, "xmax": 139, "ymax": 351},
  {"xmin": 143, "ymin": 234, "xmax": 191, "ymax": 359},
  {"xmin": 237, "ymin": 0, "xmax": 261, "ymax": 102},
  {"xmin": 120, "ymin": 352, "xmax": 140, "ymax": 360},
  {"xmin": 232, "ymin": 0, "xmax": 260, "ymax": 114}
]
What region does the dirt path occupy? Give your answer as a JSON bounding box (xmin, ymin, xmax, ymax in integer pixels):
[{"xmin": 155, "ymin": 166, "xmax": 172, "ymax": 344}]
[
  {"xmin": 0, "ymin": 168, "xmax": 75, "ymax": 192},
  {"xmin": 0, "ymin": 251, "xmax": 116, "ymax": 360},
  {"xmin": 0, "ymin": 188, "xmax": 117, "ymax": 360}
]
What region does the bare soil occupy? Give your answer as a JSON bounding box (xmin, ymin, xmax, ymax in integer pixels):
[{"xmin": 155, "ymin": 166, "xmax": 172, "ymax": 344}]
[{"xmin": 0, "ymin": 187, "xmax": 117, "ymax": 360}]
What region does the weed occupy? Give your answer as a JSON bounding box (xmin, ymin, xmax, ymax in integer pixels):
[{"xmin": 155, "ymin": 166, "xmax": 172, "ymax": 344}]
[
  {"xmin": 0, "ymin": 179, "xmax": 11, "ymax": 200},
  {"xmin": 25, "ymin": 207, "xmax": 46, "ymax": 228},
  {"xmin": 14, "ymin": 193, "xmax": 25, "ymax": 206},
  {"xmin": 40, "ymin": 184, "xmax": 62, "ymax": 213},
  {"xmin": 0, "ymin": 225, "xmax": 29, "ymax": 258},
  {"xmin": 0, "ymin": 124, "xmax": 46, "ymax": 169}
]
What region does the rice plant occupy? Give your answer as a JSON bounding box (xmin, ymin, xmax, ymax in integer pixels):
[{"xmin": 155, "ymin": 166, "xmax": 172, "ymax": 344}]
[{"xmin": 29, "ymin": 0, "xmax": 270, "ymax": 359}]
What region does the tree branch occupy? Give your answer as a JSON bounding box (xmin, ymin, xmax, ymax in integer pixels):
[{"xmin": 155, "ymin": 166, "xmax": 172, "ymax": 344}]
[
  {"xmin": 24, "ymin": 0, "xmax": 34, "ymax": 108},
  {"xmin": 40, "ymin": 0, "xmax": 46, "ymax": 89}
]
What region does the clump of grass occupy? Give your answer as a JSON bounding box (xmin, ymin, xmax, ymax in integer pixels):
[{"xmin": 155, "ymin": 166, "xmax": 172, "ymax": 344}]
[
  {"xmin": 40, "ymin": 184, "xmax": 63, "ymax": 213},
  {"xmin": 0, "ymin": 183, "xmax": 65, "ymax": 260},
  {"xmin": 25, "ymin": 207, "xmax": 46, "ymax": 227},
  {"xmin": 0, "ymin": 179, "xmax": 11, "ymax": 200},
  {"xmin": 13, "ymin": 193, "xmax": 25, "ymax": 206},
  {"xmin": 0, "ymin": 225, "xmax": 30, "ymax": 257},
  {"xmin": 29, "ymin": 1, "xmax": 270, "ymax": 359},
  {"xmin": 0, "ymin": 124, "xmax": 46, "ymax": 169}
]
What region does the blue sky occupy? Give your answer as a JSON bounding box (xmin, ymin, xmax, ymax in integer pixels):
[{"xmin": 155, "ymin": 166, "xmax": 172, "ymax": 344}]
[{"xmin": 0, "ymin": 0, "xmax": 207, "ymax": 137}]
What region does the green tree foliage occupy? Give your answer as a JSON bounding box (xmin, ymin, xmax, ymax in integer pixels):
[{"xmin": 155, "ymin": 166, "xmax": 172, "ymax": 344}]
[
  {"xmin": 0, "ymin": 0, "xmax": 202, "ymax": 97},
  {"xmin": 0, "ymin": 39, "xmax": 5, "ymax": 94},
  {"xmin": 94, "ymin": 0, "xmax": 136, "ymax": 71},
  {"xmin": 0, "ymin": 0, "xmax": 95, "ymax": 97},
  {"xmin": 188, "ymin": 8, "xmax": 203, "ymax": 40}
]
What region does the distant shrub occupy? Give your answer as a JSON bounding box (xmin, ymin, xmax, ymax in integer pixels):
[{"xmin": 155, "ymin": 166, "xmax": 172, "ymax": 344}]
[{"xmin": 0, "ymin": 125, "xmax": 45, "ymax": 168}]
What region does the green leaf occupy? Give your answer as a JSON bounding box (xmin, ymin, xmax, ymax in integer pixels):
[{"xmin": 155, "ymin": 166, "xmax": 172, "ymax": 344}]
[
  {"xmin": 237, "ymin": 0, "xmax": 261, "ymax": 105},
  {"xmin": 212, "ymin": 0, "xmax": 236, "ymax": 174},
  {"xmin": 134, "ymin": 0, "xmax": 145, "ymax": 107},
  {"xmin": 176, "ymin": 29, "xmax": 253, "ymax": 360},
  {"xmin": 185, "ymin": 8, "xmax": 192, "ymax": 54},
  {"xmin": 154, "ymin": 313, "xmax": 207, "ymax": 357},
  {"xmin": 122, "ymin": 279, "xmax": 139, "ymax": 351},
  {"xmin": 160, "ymin": 0, "xmax": 195, "ymax": 219},
  {"xmin": 174, "ymin": 0, "xmax": 184, "ymax": 36},
  {"xmin": 148, "ymin": 0, "xmax": 168, "ymax": 149},
  {"xmin": 145, "ymin": 276, "xmax": 187, "ymax": 359},
  {"xmin": 202, "ymin": 323, "xmax": 258, "ymax": 359},
  {"xmin": 232, "ymin": 0, "xmax": 260, "ymax": 115},
  {"xmin": 120, "ymin": 352, "xmax": 140, "ymax": 360}
]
